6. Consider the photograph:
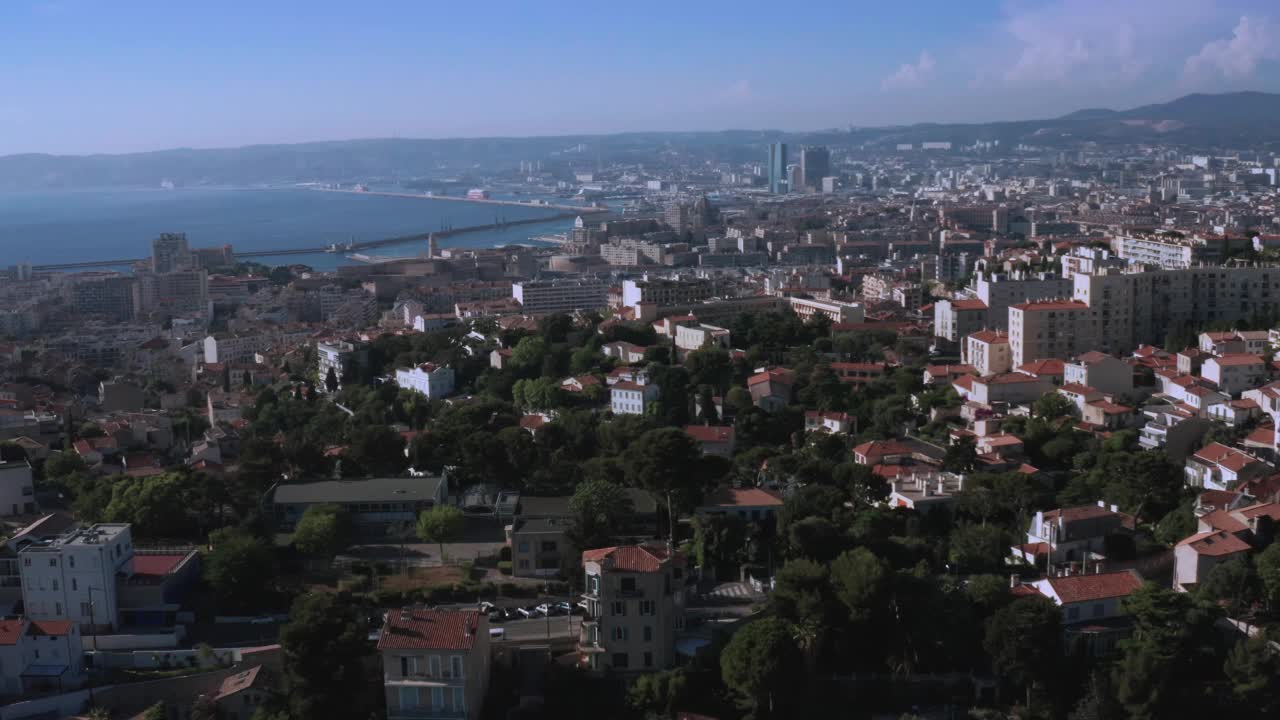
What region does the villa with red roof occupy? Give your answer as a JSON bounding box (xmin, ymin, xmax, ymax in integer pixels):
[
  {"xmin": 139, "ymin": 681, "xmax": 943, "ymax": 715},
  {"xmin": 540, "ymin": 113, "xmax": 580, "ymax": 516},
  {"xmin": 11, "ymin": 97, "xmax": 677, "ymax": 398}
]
[
  {"xmin": 684, "ymin": 425, "xmax": 736, "ymax": 457},
  {"xmin": 579, "ymin": 544, "xmax": 686, "ymax": 675},
  {"xmin": 378, "ymin": 608, "xmax": 489, "ymax": 720},
  {"xmin": 1025, "ymin": 570, "xmax": 1144, "ymax": 654},
  {"xmin": 0, "ymin": 616, "xmax": 83, "ymax": 695},
  {"xmin": 1185, "ymin": 442, "xmax": 1274, "ymax": 491},
  {"xmin": 696, "ymin": 487, "xmax": 783, "ymax": 523}
]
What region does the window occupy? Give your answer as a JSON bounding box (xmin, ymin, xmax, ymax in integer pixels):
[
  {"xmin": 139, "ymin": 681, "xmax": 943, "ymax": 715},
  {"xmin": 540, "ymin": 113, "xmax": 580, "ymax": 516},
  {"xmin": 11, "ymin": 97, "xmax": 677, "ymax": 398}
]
[
  {"xmin": 397, "ymin": 687, "xmax": 420, "ymax": 709},
  {"xmin": 431, "ymin": 687, "xmax": 443, "ymax": 710},
  {"xmin": 429, "ymin": 655, "xmax": 441, "ymax": 678},
  {"xmin": 620, "ymin": 577, "xmax": 636, "ymax": 593},
  {"xmin": 643, "ymin": 626, "xmax": 653, "ymax": 643},
  {"xmin": 611, "ymin": 601, "xmax": 626, "ymax": 616},
  {"xmin": 1093, "ymin": 603, "xmax": 1104, "ymax": 618},
  {"xmin": 644, "ymin": 651, "xmax": 653, "ymax": 668},
  {"xmin": 451, "ymin": 687, "xmax": 465, "ymax": 712},
  {"xmin": 1067, "ymin": 606, "xmax": 1080, "ymax": 621},
  {"xmin": 22, "ymin": 558, "xmax": 29, "ymax": 567},
  {"xmin": 71, "ymin": 579, "xmax": 77, "ymax": 591},
  {"xmin": 518, "ymin": 542, "xmax": 529, "ymax": 553},
  {"xmin": 639, "ymin": 600, "xmax": 655, "ymax": 616},
  {"xmin": 48, "ymin": 559, "xmax": 56, "ymax": 567},
  {"xmin": 55, "ymin": 602, "xmax": 62, "ymax": 616},
  {"xmin": 51, "ymin": 580, "xmax": 58, "ymax": 591},
  {"xmin": 613, "ymin": 626, "xmax": 629, "ymax": 641},
  {"xmin": 612, "ymin": 653, "xmax": 629, "ymax": 669},
  {"xmin": 80, "ymin": 602, "xmax": 90, "ymax": 617},
  {"xmin": 541, "ymin": 540, "xmax": 557, "ymax": 552},
  {"xmin": 450, "ymin": 656, "xmax": 464, "ymax": 679}
]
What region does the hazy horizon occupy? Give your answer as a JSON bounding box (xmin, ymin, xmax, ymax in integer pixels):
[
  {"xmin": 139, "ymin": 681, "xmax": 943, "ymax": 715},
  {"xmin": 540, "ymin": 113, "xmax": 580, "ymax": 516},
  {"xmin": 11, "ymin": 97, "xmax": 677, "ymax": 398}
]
[{"xmin": 4, "ymin": 0, "xmax": 1280, "ymax": 156}]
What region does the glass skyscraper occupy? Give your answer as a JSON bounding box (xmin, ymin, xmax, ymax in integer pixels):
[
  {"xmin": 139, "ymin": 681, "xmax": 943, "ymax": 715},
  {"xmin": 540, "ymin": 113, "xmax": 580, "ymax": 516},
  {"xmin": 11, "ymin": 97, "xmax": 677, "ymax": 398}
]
[{"xmin": 767, "ymin": 142, "xmax": 788, "ymax": 194}]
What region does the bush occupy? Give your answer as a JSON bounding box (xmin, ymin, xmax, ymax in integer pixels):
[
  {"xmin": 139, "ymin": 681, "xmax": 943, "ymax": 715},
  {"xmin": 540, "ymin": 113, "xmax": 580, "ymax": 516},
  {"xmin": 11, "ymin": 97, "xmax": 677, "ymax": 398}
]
[{"xmin": 498, "ymin": 561, "xmax": 512, "ymax": 575}]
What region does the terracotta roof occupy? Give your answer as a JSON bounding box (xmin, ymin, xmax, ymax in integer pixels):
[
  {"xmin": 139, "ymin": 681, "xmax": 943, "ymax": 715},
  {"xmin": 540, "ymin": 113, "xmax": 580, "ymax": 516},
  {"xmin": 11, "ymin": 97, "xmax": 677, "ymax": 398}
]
[
  {"xmin": 28, "ymin": 620, "xmax": 73, "ymax": 637},
  {"xmin": 132, "ymin": 554, "xmax": 186, "ymax": 577},
  {"xmin": 748, "ymin": 368, "xmax": 795, "ymax": 386},
  {"xmin": 1211, "ymin": 353, "xmax": 1264, "ymax": 367},
  {"xmin": 953, "ymin": 375, "xmax": 976, "ymax": 391},
  {"xmin": 0, "ymin": 620, "xmax": 23, "ymax": 646},
  {"xmin": 612, "ymin": 381, "xmax": 646, "ymax": 391},
  {"xmin": 1087, "ymin": 400, "xmax": 1133, "ymax": 415},
  {"xmin": 1074, "ymin": 351, "xmax": 1112, "ymax": 364},
  {"xmin": 1018, "ymin": 359, "xmax": 1065, "ymax": 376},
  {"xmin": 701, "ymin": 487, "xmax": 782, "ymax": 508},
  {"xmin": 1177, "ymin": 530, "xmax": 1252, "ymax": 556},
  {"xmin": 685, "ymin": 425, "xmax": 735, "ymax": 444},
  {"xmin": 925, "ymin": 364, "xmax": 977, "ymax": 376},
  {"xmin": 984, "ymin": 373, "xmax": 1041, "ymax": 385},
  {"xmin": 968, "ymin": 330, "xmax": 1009, "ymax": 344},
  {"xmin": 949, "ymin": 299, "xmax": 988, "ymax": 310},
  {"xmin": 853, "ymin": 439, "xmax": 914, "ymax": 458},
  {"xmin": 377, "ymin": 609, "xmax": 482, "ymax": 651},
  {"xmin": 1010, "ymin": 299, "xmax": 1088, "ymax": 312},
  {"xmin": 519, "ymin": 415, "xmax": 548, "ymax": 430},
  {"xmin": 582, "ymin": 544, "xmax": 677, "ymax": 573},
  {"xmin": 1044, "ymin": 504, "xmax": 1132, "ymax": 526},
  {"xmin": 1193, "ymin": 442, "xmax": 1260, "ymax": 472},
  {"xmin": 1046, "ymin": 571, "xmax": 1142, "ymax": 604}
]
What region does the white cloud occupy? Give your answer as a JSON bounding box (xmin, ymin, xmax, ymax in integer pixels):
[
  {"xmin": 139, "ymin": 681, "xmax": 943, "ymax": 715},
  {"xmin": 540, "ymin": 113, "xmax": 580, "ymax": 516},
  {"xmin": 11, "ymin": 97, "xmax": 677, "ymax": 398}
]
[
  {"xmin": 982, "ymin": 0, "xmax": 1214, "ymax": 89},
  {"xmin": 882, "ymin": 51, "xmax": 936, "ymax": 90},
  {"xmin": 1184, "ymin": 16, "xmax": 1280, "ymax": 82}
]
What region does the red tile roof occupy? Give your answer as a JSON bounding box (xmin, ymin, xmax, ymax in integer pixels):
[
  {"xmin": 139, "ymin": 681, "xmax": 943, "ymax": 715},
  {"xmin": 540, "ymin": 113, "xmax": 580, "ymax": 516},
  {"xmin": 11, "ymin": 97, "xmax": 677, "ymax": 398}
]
[
  {"xmin": 1018, "ymin": 358, "xmax": 1065, "ymax": 376},
  {"xmin": 701, "ymin": 487, "xmax": 782, "ymax": 508},
  {"xmin": 1046, "ymin": 571, "xmax": 1142, "ymax": 604},
  {"xmin": 1194, "ymin": 442, "xmax": 1260, "ymax": 472},
  {"xmin": 1177, "ymin": 530, "xmax": 1252, "ymax": 556},
  {"xmin": 950, "ymin": 299, "xmax": 988, "ymax": 310},
  {"xmin": 685, "ymin": 425, "xmax": 735, "ymax": 444},
  {"xmin": 132, "ymin": 554, "xmax": 186, "ymax": 577},
  {"xmin": 581, "ymin": 544, "xmax": 676, "ymax": 573},
  {"xmin": 968, "ymin": 330, "xmax": 1008, "ymax": 344},
  {"xmin": 378, "ymin": 609, "xmax": 482, "ymax": 651},
  {"xmin": 28, "ymin": 620, "xmax": 73, "ymax": 637},
  {"xmin": 0, "ymin": 620, "xmax": 23, "ymax": 646},
  {"xmin": 1211, "ymin": 353, "xmax": 1264, "ymax": 367}
]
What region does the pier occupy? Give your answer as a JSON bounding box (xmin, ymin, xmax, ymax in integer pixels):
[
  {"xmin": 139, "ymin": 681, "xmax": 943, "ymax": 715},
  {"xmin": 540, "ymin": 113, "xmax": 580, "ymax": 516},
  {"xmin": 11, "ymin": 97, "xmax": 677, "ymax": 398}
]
[
  {"xmin": 31, "ymin": 210, "xmax": 596, "ymax": 271},
  {"xmin": 313, "ymin": 186, "xmax": 610, "ymax": 214}
]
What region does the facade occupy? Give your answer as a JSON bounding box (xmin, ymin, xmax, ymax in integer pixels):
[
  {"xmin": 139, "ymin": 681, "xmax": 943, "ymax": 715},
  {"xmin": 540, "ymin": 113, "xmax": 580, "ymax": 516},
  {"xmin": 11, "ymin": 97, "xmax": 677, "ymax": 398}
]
[
  {"xmin": 66, "ymin": 275, "xmax": 136, "ymax": 322},
  {"xmin": 151, "ymin": 233, "xmax": 192, "ymax": 274},
  {"xmin": 1063, "ymin": 352, "xmax": 1133, "ymax": 396},
  {"xmin": 798, "ymin": 146, "xmax": 831, "ymax": 191},
  {"xmin": 270, "ymin": 475, "xmax": 448, "ymax": 535},
  {"xmin": 1015, "ymin": 503, "xmax": 1134, "ymax": 567},
  {"xmin": 135, "ymin": 269, "xmax": 209, "ymax": 315},
  {"xmin": 973, "ymin": 271, "xmax": 1073, "ymax": 331},
  {"xmin": 379, "ymin": 608, "xmax": 489, "ymax": 720},
  {"xmin": 396, "ymin": 364, "xmax": 456, "ymax": 399},
  {"xmin": 933, "ymin": 298, "xmax": 989, "ymax": 343},
  {"xmin": 1201, "ymin": 354, "xmax": 1266, "ymax": 396},
  {"xmin": 317, "ymin": 339, "xmax": 369, "ymax": 391},
  {"xmin": 579, "ymin": 544, "xmax": 686, "ymax": 674},
  {"xmin": 788, "ymin": 296, "xmax": 864, "ymax": 324},
  {"xmin": 0, "ymin": 461, "xmax": 36, "ymax": 517},
  {"xmin": 513, "ymin": 279, "xmax": 609, "ymax": 314},
  {"xmin": 1008, "ymin": 300, "xmax": 1094, "ymax": 368},
  {"xmin": 0, "ymin": 618, "xmax": 84, "ymax": 696},
  {"xmin": 673, "ymin": 324, "xmax": 730, "ymax": 356},
  {"xmin": 621, "ymin": 279, "xmax": 716, "ymax": 311},
  {"xmin": 19, "ymin": 524, "xmax": 134, "ymax": 633},
  {"xmin": 1173, "ymin": 530, "xmax": 1251, "ymax": 591},
  {"xmin": 1112, "ymin": 235, "xmax": 1195, "ymax": 269},
  {"xmin": 611, "ymin": 381, "xmax": 660, "ymax": 415},
  {"xmin": 965, "ymin": 330, "xmax": 1012, "ymax": 376}
]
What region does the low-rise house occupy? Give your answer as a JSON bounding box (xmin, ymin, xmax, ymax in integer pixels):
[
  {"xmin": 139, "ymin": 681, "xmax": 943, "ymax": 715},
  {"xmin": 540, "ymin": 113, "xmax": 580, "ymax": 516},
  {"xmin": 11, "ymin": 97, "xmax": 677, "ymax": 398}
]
[
  {"xmin": 695, "ymin": 487, "xmax": 783, "ymax": 523},
  {"xmin": 611, "ymin": 380, "xmax": 660, "ymax": 416},
  {"xmin": 852, "ymin": 439, "xmax": 915, "ymax": 467},
  {"xmin": 965, "ymin": 330, "xmax": 1012, "ymax": 376},
  {"xmin": 602, "ymin": 342, "xmax": 649, "ymax": 365},
  {"xmin": 378, "ymin": 608, "xmax": 489, "ymax": 720},
  {"xmin": 747, "ymin": 368, "xmax": 794, "ymax": 412},
  {"xmin": 1064, "ymin": 352, "xmax": 1134, "ymax": 396},
  {"xmin": 885, "ymin": 470, "xmax": 964, "ymax": 515},
  {"xmin": 1082, "ymin": 400, "xmax": 1137, "ymax": 430},
  {"xmin": 828, "ymin": 362, "xmax": 887, "ymax": 387},
  {"xmin": 0, "ymin": 460, "xmax": 36, "ymax": 517},
  {"xmin": 1012, "ymin": 502, "xmax": 1134, "ymax": 568},
  {"xmin": 923, "ymin": 364, "xmax": 977, "ymax": 386},
  {"xmin": 804, "ymin": 410, "xmax": 852, "ymax": 434},
  {"xmin": 0, "ymin": 617, "xmax": 84, "ymax": 696},
  {"xmin": 956, "ymin": 373, "xmax": 1050, "ymax": 407},
  {"xmin": 1184, "ymin": 442, "xmax": 1273, "ymax": 491},
  {"xmin": 210, "ymin": 664, "xmax": 276, "ymax": 720},
  {"xmin": 683, "ymin": 425, "xmax": 735, "ymax": 457},
  {"xmin": 1172, "ymin": 530, "xmax": 1252, "ymax": 592},
  {"xmin": 1026, "ymin": 570, "xmax": 1143, "ymax": 656},
  {"xmin": 1202, "ymin": 354, "xmax": 1267, "ymax": 396},
  {"xmin": 1015, "ymin": 358, "xmax": 1065, "ymax": 385},
  {"xmin": 395, "ymin": 363, "xmax": 456, "ymax": 399}
]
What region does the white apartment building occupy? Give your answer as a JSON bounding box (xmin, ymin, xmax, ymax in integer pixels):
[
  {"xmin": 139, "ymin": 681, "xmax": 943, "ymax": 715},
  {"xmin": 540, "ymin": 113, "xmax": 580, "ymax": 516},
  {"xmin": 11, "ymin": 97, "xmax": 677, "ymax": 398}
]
[
  {"xmin": 513, "ymin": 280, "xmax": 609, "ymax": 314},
  {"xmin": 622, "ymin": 279, "xmax": 715, "ymax": 311},
  {"xmin": 611, "ymin": 381, "xmax": 659, "ymax": 415},
  {"xmin": 1202, "ymin": 354, "xmax": 1267, "ymax": 396},
  {"xmin": 317, "ymin": 339, "xmax": 368, "ymax": 391},
  {"xmin": 19, "ymin": 524, "xmax": 134, "ymax": 632},
  {"xmin": 788, "ymin": 296, "xmax": 865, "ymax": 324},
  {"xmin": 395, "ymin": 364, "xmax": 456, "ymax": 399},
  {"xmin": 973, "ymin": 271, "xmax": 1073, "ymax": 330},
  {"xmin": 933, "ymin": 298, "xmax": 988, "ymax": 343},
  {"xmin": 1112, "ymin": 235, "xmax": 1195, "ymax": 269},
  {"xmin": 0, "ymin": 461, "xmax": 35, "ymax": 517}
]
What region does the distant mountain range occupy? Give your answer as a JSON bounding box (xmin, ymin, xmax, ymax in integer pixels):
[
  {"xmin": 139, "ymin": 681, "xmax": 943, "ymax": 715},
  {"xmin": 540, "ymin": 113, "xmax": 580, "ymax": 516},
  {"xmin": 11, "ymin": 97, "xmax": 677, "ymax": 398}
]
[{"xmin": 4, "ymin": 92, "xmax": 1280, "ymax": 190}]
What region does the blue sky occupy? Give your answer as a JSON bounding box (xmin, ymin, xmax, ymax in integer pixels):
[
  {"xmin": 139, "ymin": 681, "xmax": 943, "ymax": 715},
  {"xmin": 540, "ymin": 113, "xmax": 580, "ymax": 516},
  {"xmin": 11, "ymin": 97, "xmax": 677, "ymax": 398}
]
[{"xmin": 2, "ymin": 0, "xmax": 1280, "ymax": 155}]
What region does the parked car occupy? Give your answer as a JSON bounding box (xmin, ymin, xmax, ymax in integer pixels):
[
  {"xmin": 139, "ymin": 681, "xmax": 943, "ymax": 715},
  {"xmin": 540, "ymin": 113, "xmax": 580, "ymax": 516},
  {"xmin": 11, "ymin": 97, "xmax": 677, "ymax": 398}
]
[
  {"xmin": 487, "ymin": 609, "xmax": 506, "ymax": 623},
  {"xmin": 536, "ymin": 603, "xmax": 556, "ymax": 616},
  {"xmin": 517, "ymin": 605, "xmax": 542, "ymax": 619},
  {"xmin": 479, "ymin": 601, "xmax": 497, "ymax": 613},
  {"xmin": 554, "ymin": 602, "xmax": 575, "ymax": 615}
]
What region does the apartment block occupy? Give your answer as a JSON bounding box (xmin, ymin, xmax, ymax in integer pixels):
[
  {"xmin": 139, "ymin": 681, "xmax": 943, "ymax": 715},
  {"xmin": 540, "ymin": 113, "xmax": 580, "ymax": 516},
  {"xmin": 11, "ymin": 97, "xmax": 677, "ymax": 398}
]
[
  {"xmin": 578, "ymin": 544, "xmax": 685, "ymax": 674},
  {"xmin": 512, "ymin": 280, "xmax": 609, "ymax": 314},
  {"xmin": 1008, "ymin": 300, "xmax": 1095, "ymax": 367},
  {"xmin": 378, "ymin": 608, "xmax": 489, "ymax": 720},
  {"xmin": 19, "ymin": 524, "xmax": 134, "ymax": 633},
  {"xmin": 395, "ymin": 364, "xmax": 456, "ymax": 399}
]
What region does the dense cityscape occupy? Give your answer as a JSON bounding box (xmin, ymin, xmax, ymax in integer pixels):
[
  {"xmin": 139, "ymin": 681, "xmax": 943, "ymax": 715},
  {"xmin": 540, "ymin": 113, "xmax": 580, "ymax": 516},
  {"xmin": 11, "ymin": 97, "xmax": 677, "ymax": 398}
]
[{"xmin": 4, "ymin": 109, "xmax": 1280, "ymax": 719}]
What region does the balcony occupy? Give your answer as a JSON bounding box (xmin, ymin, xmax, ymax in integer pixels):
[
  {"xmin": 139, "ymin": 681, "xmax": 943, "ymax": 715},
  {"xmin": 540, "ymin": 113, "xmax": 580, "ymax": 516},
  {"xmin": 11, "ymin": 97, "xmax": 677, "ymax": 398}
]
[{"xmin": 384, "ymin": 673, "xmax": 465, "ymax": 686}]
